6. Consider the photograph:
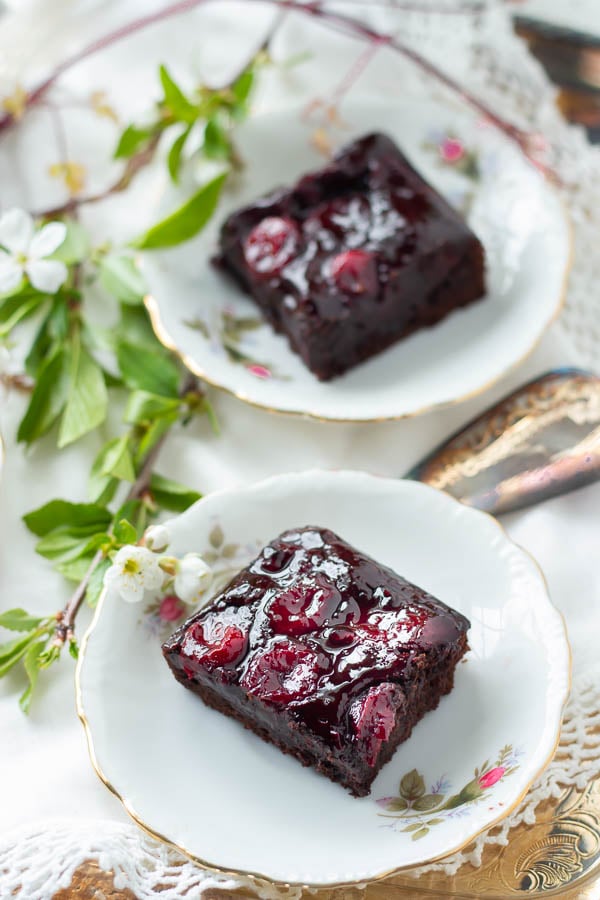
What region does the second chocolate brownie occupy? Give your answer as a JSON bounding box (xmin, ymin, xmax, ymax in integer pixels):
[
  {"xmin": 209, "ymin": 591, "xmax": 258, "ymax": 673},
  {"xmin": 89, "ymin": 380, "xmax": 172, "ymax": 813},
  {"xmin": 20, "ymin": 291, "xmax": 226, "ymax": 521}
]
[{"xmin": 214, "ymin": 133, "xmax": 485, "ymax": 380}]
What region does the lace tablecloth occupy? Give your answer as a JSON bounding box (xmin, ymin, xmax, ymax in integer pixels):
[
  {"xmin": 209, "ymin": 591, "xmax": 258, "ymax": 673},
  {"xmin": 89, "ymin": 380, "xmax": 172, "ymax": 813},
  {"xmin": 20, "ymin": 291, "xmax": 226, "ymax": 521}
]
[{"xmin": 1, "ymin": 1, "xmax": 600, "ymax": 897}]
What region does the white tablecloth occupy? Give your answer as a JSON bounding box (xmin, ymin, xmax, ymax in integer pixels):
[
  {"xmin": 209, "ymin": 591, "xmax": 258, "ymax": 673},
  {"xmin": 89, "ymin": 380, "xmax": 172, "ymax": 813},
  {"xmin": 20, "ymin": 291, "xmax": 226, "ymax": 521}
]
[{"xmin": 1, "ymin": 1, "xmax": 600, "ymax": 896}]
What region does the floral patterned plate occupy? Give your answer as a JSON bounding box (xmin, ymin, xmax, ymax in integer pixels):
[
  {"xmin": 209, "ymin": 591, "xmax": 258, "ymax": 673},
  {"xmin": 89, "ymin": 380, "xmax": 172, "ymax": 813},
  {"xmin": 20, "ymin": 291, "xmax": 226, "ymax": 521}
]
[
  {"xmin": 141, "ymin": 98, "xmax": 571, "ymax": 421},
  {"xmin": 77, "ymin": 471, "xmax": 570, "ymax": 887}
]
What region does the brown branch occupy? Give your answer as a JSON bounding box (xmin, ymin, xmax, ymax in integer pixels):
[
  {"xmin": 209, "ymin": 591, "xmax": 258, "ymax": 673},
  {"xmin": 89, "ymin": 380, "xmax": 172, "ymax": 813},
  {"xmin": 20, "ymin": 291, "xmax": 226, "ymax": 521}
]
[
  {"xmin": 0, "ymin": 373, "xmax": 34, "ymax": 393},
  {"xmin": 55, "ymin": 372, "xmax": 200, "ymax": 644},
  {"xmin": 0, "ymin": 0, "xmax": 553, "ymax": 178},
  {"xmin": 35, "ymin": 132, "xmax": 162, "ymax": 219}
]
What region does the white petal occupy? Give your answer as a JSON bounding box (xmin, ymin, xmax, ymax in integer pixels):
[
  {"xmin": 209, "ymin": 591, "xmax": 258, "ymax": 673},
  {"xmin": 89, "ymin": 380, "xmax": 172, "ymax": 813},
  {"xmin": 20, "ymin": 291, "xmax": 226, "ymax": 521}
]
[
  {"xmin": 29, "ymin": 221, "xmax": 67, "ymax": 259},
  {"xmin": 175, "ymin": 555, "xmax": 213, "ymax": 605},
  {"xmin": 0, "ymin": 252, "xmax": 24, "ymax": 294},
  {"xmin": 144, "ymin": 524, "xmax": 170, "ymax": 553},
  {"xmin": 26, "ymin": 258, "xmax": 68, "ymax": 293},
  {"xmin": 120, "ymin": 578, "xmax": 146, "ymax": 604},
  {"xmin": 0, "ymin": 208, "xmax": 34, "ymax": 254}
]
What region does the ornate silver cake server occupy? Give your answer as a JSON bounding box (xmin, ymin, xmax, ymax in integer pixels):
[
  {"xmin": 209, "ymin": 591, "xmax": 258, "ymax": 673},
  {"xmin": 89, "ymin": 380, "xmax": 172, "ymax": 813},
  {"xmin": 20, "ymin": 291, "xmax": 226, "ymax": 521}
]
[{"xmin": 409, "ymin": 368, "xmax": 600, "ymax": 516}]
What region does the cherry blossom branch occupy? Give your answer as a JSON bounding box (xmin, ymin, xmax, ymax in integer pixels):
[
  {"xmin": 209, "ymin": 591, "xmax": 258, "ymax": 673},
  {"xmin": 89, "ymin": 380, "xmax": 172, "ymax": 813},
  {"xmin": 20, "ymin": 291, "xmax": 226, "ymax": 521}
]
[
  {"xmin": 0, "ymin": 0, "xmax": 550, "ymax": 177},
  {"xmin": 54, "ymin": 373, "xmax": 200, "ymax": 646},
  {"xmin": 35, "ymin": 132, "xmax": 162, "ymax": 219}
]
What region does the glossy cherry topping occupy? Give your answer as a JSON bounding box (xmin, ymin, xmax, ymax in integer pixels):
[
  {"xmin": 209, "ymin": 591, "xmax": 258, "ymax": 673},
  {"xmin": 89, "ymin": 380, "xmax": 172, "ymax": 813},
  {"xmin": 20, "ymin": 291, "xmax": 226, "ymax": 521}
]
[
  {"xmin": 182, "ymin": 610, "xmax": 250, "ymax": 671},
  {"xmin": 215, "ymin": 132, "xmax": 485, "ymax": 381},
  {"xmin": 243, "ymin": 216, "xmax": 299, "ymax": 277},
  {"xmin": 166, "ymin": 527, "xmax": 469, "ymax": 755},
  {"xmin": 329, "ymin": 249, "xmax": 378, "ymax": 296},
  {"xmin": 240, "ymin": 638, "xmax": 325, "ymax": 704},
  {"xmin": 349, "ymin": 683, "xmax": 401, "ymax": 766}
]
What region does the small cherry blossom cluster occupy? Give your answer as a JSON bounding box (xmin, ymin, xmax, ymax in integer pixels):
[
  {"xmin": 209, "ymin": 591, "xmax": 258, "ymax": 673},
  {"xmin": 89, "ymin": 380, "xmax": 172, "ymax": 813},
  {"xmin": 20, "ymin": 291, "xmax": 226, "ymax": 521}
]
[{"xmin": 104, "ymin": 525, "xmax": 213, "ymax": 608}]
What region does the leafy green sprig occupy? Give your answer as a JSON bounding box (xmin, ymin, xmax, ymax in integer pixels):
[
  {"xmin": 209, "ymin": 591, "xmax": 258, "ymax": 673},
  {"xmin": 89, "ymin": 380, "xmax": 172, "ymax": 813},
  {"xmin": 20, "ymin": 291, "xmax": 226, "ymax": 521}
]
[{"xmin": 0, "ymin": 56, "xmax": 263, "ymax": 709}]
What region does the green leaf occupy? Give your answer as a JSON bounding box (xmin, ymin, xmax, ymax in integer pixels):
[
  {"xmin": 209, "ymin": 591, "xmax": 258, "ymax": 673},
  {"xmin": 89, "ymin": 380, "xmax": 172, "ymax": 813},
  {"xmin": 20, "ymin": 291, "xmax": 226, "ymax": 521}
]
[
  {"xmin": 0, "ymin": 609, "xmax": 43, "ymax": 632},
  {"xmin": 119, "ymin": 305, "xmax": 160, "ymax": 349},
  {"xmin": 149, "ymin": 473, "xmax": 201, "ymax": 513},
  {"xmin": 115, "ymin": 124, "xmax": 153, "ymax": 159},
  {"xmin": 0, "ymin": 292, "xmax": 47, "ymax": 337},
  {"xmin": 135, "ymin": 412, "xmax": 178, "ymax": 462},
  {"xmin": 167, "ymin": 126, "xmax": 192, "ymax": 182},
  {"xmin": 99, "ymin": 255, "xmax": 146, "ymax": 305},
  {"xmin": 51, "ymin": 220, "xmax": 90, "ymax": 264},
  {"xmin": 399, "ymin": 769, "xmax": 426, "ymax": 801},
  {"xmin": 383, "ymin": 797, "xmax": 408, "ymax": 812},
  {"xmin": 113, "ymin": 519, "xmax": 138, "ymax": 545},
  {"xmin": 25, "ymin": 299, "xmax": 69, "ymax": 378},
  {"xmin": 124, "ymin": 390, "xmax": 180, "ymax": 425},
  {"xmin": 199, "ymin": 396, "xmax": 219, "ymax": 435},
  {"xmin": 159, "ymin": 64, "xmax": 198, "ymax": 123},
  {"xmin": 411, "ymin": 827, "xmax": 429, "ymax": 842},
  {"xmin": 17, "ymin": 348, "xmax": 70, "ymax": 444},
  {"xmin": 0, "ymin": 631, "xmax": 42, "ymax": 677},
  {"xmin": 203, "ymin": 118, "xmax": 231, "ymax": 160},
  {"xmin": 19, "ymin": 639, "xmax": 48, "ymax": 714},
  {"xmin": 131, "ymin": 171, "xmax": 227, "ymax": 250},
  {"xmin": 116, "ymin": 340, "xmax": 180, "ymax": 396},
  {"xmin": 23, "ymin": 500, "xmax": 111, "ymax": 537},
  {"xmin": 34, "ymin": 527, "xmax": 109, "ymax": 563},
  {"xmin": 88, "ymin": 469, "xmax": 119, "ymax": 506},
  {"xmin": 95, "ymin": 435, "xmax": 135, "ymax": 482},
  {"xmin": 86, "ymin": 558, "xmax": 111, "ymax": 607},
  {"xmin": 412, "ymin": 794, "xmax": 443, "ymax": 812},
  {"xmin": 231, "ymin": 69, "xmax": 254, "ymax": 107},
  {"xmin": 56, "ymin": 555, "xmax": 95, "ymax": 583},
  {"xmin": 401, "ymin": 823, "xmax": 425, "ymax": 833},
  {"xmin": 35, "ymin": 530, "xmax": 94, "ymax": 561},
  {"xmin": 58, "ymin": 337, "xmax": 108, "ymax": 448}
]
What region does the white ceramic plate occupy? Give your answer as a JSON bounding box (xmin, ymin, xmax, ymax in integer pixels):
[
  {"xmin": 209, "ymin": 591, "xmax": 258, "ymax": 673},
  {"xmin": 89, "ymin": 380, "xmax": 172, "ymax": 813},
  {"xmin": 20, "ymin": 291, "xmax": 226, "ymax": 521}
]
[
  {"xmin": 141, "ymin": 98, "xmax": 570, "ymax": 422},
  {"xmin": 77, "ymin": 471, "xmax": 570, "ymax": 887}
]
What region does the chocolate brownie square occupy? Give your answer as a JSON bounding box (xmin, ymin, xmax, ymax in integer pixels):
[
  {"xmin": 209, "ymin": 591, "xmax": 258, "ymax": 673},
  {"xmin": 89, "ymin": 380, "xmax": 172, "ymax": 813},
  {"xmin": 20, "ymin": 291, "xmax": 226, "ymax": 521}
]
[
  {"xmin": 163, "ymin": 526, "xmax": 470, "ymax": 796},
  {"xmin": 213, "ymin": 133, "xmax": 485, "ymax": 380}
]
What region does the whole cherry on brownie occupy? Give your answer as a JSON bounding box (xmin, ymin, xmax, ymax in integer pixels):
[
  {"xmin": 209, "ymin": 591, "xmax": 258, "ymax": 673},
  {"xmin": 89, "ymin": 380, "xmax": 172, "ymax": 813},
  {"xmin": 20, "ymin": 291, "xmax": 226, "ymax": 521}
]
[
  {"xmin": 329, "ymin": 249, "xmax": 378, "ymax": 296},
  {"xmin": 163, "ymin": 526, "xmax": 470, "ymax": 797},
  {"xmin": 243, "ymin": 216, "xmax": 299, "ymax": 277}
]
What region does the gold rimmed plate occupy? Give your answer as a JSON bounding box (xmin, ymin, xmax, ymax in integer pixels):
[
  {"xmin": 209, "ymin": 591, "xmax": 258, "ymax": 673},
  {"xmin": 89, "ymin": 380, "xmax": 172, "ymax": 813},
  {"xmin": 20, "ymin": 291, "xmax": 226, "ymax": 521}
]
[
  {"xmin": 140, "ymin": 98, "xmax": 571, "ymax": 423},
  {"xmin": 76, "ymin": 471, "xmax": 570, "ymax": 887}
]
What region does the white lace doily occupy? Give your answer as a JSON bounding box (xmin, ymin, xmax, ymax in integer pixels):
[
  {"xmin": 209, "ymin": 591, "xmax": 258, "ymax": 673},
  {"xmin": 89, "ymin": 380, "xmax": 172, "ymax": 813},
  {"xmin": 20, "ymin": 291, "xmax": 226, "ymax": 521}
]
[{"xmin": 2, "ymin": 1, "xmax": 600, "ymax": 897}]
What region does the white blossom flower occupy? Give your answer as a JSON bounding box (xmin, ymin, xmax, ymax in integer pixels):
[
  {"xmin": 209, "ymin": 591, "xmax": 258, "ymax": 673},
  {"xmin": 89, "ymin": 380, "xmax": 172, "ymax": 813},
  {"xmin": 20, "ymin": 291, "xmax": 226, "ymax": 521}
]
[
  {"xmin": 144, "ymin": 524, "xmax": 170, "ymax": 553},
  {"xmin": 174, "ymin": 553, "xmax": 213, "ymax": 605},
  {"xmin": 0, "ymin": 208, "xmax": 68, "ymax": 295},
  {"xmin": 104, "ymin": 545, "xmax": 165, "ymax": 604}
]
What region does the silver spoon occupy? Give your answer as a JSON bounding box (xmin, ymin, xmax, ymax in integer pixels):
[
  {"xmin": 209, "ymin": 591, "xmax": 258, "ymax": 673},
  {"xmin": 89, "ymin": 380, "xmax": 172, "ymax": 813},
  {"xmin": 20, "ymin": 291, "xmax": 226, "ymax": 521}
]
[{"xmin": 408, "ymin": 368, "xmax": 600, "ymax": 516}]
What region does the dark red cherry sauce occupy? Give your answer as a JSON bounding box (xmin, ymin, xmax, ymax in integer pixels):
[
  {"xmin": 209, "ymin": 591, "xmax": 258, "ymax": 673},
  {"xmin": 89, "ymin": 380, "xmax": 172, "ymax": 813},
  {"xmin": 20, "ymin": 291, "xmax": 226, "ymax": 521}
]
[{"xmin": 167, "ymin": 527, "xmax": 469, "ymax": 754}]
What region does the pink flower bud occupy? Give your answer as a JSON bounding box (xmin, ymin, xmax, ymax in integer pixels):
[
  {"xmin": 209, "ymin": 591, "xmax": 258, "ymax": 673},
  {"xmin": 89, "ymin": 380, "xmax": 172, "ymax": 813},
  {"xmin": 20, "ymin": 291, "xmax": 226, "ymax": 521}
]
[
  {"xmin": 159, "ymin": 594, "xmax": 186, "ymax": 622},
  {"xmin": 247, "ymin": 363, "xmax": 271, "ymax": 379},
  {"xmin": 440, "ymin": 137, "xmax": 464, "ymax": 163},
  {"xmin": 478, "ymin": 766, "xmax": 506, "ymax": 789}
]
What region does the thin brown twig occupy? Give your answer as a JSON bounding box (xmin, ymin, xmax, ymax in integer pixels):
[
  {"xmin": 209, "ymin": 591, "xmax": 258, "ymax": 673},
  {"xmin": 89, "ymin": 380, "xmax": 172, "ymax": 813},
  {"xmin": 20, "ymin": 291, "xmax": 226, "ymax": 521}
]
[
  {"xmin": 0, "ymin": 0, "xmax": 551, "ymax": 179},
  {"xmin": 0, "ymin": 373, "xmax": 34, "ymax": 393},
  {"xmin": 35, "ymin": 132, "xmax": 162, "ymax": 219}
]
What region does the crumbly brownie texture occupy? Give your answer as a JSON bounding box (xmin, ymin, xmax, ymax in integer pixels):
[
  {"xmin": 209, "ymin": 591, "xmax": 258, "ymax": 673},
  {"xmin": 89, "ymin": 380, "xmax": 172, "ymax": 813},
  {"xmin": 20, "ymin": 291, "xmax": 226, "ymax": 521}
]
[
  {"xmin": 162, "ymin": 527, "xmax": 470, "ymax": 797},
  {"xmin": 213, "ymin": 132, "xmax": 485, "ymax": 381}
]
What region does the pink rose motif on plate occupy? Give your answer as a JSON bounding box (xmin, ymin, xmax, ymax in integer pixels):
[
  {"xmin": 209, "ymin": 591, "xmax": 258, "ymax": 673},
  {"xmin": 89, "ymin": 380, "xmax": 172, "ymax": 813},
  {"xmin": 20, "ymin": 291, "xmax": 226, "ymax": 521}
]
[
  {"xmin": 478, "ymin": 766, "xmax": 506, "ymax": 789},
  {"xmin": 159, "ymin": 594, "xmax": 186, "ymax": 622},
  {"xmin": 376, "ymin": 745, "xmax": 521, "ymax": 839},
  {"xmin": 247, "ymin": 363, "xmax": 271, "ymax": 380},
  {"xmin": 439, "ymin": 136, "xmax": 464, "ymax": 163}
]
